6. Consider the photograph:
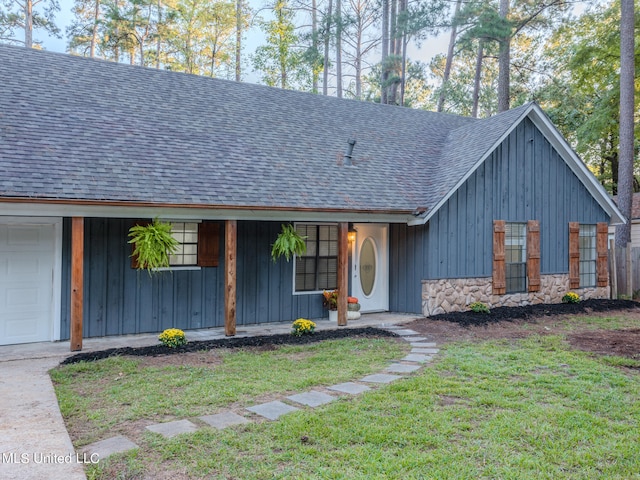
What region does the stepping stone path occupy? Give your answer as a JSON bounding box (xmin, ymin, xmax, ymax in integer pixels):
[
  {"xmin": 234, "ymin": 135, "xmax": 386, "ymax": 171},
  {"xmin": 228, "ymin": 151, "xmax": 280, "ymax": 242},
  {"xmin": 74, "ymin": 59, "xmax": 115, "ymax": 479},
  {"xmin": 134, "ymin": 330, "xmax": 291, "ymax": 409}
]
[
  {"xmin": 200, "ymin": 412, "xmax": 250, "ymax": 429},
  {"xmin": 80, "ymin": 325, "xmax": 440, "ymax": 459},
  {"xmin": 145, "ymin": 419, "xmax": 199, "ymax": 438},
  {"xmin": 247, "ymin": 400, "xmax": 299, "ymax": 420}
]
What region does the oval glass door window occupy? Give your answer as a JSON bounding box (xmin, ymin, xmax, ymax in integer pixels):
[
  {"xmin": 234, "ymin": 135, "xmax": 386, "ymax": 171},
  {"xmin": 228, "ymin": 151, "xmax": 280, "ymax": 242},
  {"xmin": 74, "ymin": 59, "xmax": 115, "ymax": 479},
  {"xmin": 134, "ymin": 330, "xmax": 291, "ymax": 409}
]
[{"xmin": 359, "ymin": 237, "xmax": 376, "ymax": 296}]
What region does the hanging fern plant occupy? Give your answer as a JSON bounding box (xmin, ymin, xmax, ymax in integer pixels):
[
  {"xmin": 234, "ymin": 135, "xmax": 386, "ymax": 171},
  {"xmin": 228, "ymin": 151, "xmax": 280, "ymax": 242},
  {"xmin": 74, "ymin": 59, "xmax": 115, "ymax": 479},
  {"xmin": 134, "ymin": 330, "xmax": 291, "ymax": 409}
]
[
  {"xmin": 128, "ymin": 218, "xmax": 179, "ymax": 273},
  {"xmin": 271, "ymin": 224, "xmax": 307, "ymax": 262}
]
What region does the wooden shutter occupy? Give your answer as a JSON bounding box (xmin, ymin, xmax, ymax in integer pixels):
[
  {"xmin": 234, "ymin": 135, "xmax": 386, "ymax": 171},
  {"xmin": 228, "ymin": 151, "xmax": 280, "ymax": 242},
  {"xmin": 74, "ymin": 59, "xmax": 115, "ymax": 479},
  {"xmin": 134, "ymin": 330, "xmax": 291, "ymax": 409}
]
[
  {"xmin": 197, "ymin": 221, "xmax": 220, "ymax": 267},
  {"xmin": 568, "ymin": 222, "xmax": 580, "ymax": 289},
  {"xmin": 527, "ymin": 220, "xmax": 541, "ymax": 292},
  {"xmin": 130, "ymin": 219, "xmax": 151, "ymax": 269},
  {"xmin": 596, "ymin": 222, "xmax": 609, "ymax": 287},
  {"xmin": 492, "ymin": 220, "xmax": 506, "ymax": 295}
]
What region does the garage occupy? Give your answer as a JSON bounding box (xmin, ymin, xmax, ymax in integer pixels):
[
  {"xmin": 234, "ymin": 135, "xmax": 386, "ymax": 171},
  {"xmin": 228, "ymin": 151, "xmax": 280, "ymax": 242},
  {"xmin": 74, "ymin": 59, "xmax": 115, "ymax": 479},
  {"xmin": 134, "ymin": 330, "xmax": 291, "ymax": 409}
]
[{"xmin": 0, "ymin": 219, "xmax": 61, "ymax": 346}]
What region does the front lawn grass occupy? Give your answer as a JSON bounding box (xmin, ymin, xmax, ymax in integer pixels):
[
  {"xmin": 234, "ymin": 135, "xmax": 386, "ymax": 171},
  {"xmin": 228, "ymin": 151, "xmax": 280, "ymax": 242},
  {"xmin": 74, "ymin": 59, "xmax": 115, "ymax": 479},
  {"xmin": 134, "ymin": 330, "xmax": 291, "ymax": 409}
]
[
  {"xmin": 51, "ymin": 337, "xmax": 407, "ymax": 447},
  {"xmin": 52, "ymin": 317, "xmax": 640, "ymax": 479}
]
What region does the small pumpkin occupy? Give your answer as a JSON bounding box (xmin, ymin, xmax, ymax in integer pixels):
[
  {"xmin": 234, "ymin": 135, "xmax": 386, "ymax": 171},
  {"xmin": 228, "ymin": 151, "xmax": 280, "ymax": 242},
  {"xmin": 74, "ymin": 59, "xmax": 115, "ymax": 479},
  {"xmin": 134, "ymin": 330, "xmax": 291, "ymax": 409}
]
[{"xmin": 348, "ymin": 296, "xmax": 359, "ymax": 304}]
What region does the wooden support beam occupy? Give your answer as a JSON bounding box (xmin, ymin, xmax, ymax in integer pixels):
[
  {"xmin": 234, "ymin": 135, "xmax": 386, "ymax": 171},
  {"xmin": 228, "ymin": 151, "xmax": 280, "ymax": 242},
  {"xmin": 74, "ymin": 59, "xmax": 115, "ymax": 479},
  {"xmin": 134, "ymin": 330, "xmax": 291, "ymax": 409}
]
[
  {"xmin": 225, "ymin": 220, "xmax": 237, "ymax": 336},
  {"xmin": 337, "ymin": 222, "xmax": 348, "ymax": 326},
  {"xmin": 70, "ymin": 217, "xmax": 84, "ymax": 351}
]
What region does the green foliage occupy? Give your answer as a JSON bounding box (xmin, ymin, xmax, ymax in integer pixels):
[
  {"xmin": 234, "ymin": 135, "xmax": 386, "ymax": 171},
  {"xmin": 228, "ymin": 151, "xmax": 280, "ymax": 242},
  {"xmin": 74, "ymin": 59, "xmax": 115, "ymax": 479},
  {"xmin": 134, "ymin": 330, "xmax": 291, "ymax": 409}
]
[
  {"xmin": 562, "ymin": 292, "xmax": 580, "ymax": 304},
  {"xmin": 538, "ymin": 0, "xmax": 640, "ymax": 194},
  {"xmin": 291, "ymin": 318, "xmax": 316, "ymax": 336},
  {"xmin": 271, "ymin": 223, "xmax": 307, "ymax": 262},
  {"xmin": 468, "ymin": 301, "xmax": 490, "ymax": 313},
  {"xmin": 158, "ymin": 328, "xmax": 187, "ymax": 348},
  {"xmin": 128, "ymin": 218, "xmax": 179, "ymax": 273},
  {"xmin": 252, "ymin": 0, "xmax": 310, "ymax": 89}
]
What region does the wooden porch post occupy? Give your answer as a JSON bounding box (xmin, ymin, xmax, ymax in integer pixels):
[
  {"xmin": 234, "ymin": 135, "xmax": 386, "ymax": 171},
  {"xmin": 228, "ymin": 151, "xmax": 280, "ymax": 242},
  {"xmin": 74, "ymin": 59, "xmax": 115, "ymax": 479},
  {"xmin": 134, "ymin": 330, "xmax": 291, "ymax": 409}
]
[
  {"xmin": 70, "ymin": 217, "xmax": 84, "ymax": 351},
  {"xmin": 225, "ymin": 220, "xmax": 237, "ymax": 336},
  {"xmin": 337, "ymin": 222, "xmax": 348, "ymax": 326}
]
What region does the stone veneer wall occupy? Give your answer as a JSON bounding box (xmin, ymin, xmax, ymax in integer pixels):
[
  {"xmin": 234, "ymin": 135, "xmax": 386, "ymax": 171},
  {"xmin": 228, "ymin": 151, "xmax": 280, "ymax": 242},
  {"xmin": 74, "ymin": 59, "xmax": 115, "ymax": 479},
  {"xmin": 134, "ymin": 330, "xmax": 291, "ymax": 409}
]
[{"xmin": 422, "ymin": 274, "xmax": 610, "ymax": 316}]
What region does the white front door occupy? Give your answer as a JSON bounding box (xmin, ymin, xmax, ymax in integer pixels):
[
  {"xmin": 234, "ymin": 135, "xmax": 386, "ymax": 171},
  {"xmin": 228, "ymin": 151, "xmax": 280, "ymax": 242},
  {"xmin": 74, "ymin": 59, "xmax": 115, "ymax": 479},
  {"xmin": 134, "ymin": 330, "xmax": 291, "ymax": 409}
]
[
  {"xmin": 351, "ymin": 224, "xmax": 389, "ymax": 312},
  {"xmin": 0, "ymin": 222, "xmax": 57, "ymax": 345}
]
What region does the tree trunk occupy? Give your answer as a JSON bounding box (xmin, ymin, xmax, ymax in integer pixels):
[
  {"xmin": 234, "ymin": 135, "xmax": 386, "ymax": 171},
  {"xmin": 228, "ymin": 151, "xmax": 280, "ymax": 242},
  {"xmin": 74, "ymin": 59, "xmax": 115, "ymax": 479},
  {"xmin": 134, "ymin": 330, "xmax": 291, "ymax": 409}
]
[
  {"xmin": 336, "ymin": 0, "xmax": 342, "ymax": 97},
  {"xmin": 471, "ymin": 40, "xmax": 484, "ymax": 118},
  {"xmin": 24, "ymin": 0, "xmax": 33, "ymax": 48},
  {"xmin": 311, "ymin": 0, "xmax": 318, "ymax": 92},
  {"xmin": 156, "ymin": 0, "xmax": 162, "ymax": 68},
  {"xmin": 387, "ymin": 0, "xmax": 398, "ymax": 104},
  {"xmin": 355, "ymin": 17, "xmax": 362, "ymax": 99},
  {"xmin": 616, "ymin": 0, "xmax": 636, "ymax": 247},
  {"xmin": 497, "ymin": 0, "xmax": 510, "ymax": 112},
  {"xmin": 236, "ymin": 0, "xmax": 242, "ymax": 81},
  {"xmin": 90, "ymin": 0, "xmax": 101, "ymax": 58},
  {"xmin": 381, "ymin": 0, "xmax": 389, "ymax": 104},
  {"xmin": 322, "ymin": 0, "xmax": 333, "ymax": 95},
  {"xmin": 437, "ymin": 0, "xmax": 461, "ymax": 113}
]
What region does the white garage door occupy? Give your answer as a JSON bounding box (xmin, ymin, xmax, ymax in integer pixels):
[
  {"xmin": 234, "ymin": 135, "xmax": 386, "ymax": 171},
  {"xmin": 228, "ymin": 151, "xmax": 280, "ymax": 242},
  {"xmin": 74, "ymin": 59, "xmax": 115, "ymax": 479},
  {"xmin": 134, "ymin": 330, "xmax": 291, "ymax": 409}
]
[{"xmin": 0, "ymin": 222, "xmax": 56, "ymax": 345}]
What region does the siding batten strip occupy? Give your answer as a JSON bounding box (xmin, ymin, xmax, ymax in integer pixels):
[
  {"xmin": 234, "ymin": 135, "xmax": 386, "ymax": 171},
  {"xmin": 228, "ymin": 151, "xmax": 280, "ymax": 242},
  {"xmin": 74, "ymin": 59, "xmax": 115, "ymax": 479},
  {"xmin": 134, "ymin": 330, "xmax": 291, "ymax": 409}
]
[
  {"xmin": 225, "ymin": 220, "xmax": 237, "ymax": 336},
  {"xmin": 70, "ymin": 217, "xmax": 84, "ymax": 351},
  {"xmin": 337, "ymin": 222, "xmax": 348, "ymax": 326}
]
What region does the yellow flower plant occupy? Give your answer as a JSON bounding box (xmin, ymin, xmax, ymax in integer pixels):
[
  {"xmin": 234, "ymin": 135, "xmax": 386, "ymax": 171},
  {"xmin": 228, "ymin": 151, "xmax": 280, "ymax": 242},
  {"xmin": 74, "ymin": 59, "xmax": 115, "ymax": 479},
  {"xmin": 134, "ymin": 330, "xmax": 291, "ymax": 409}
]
[{"xmin": 291, "ymin": 318, "xmax": 316, "ymax": 336}]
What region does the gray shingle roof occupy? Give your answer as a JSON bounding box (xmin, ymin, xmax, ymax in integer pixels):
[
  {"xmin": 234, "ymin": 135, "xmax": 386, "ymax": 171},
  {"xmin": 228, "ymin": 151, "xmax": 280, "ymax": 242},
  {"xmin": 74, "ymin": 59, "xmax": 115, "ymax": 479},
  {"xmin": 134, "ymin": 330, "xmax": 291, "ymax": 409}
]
[{"xmin": 0, "ymin": 44, "xmax": 527, "ymax": 215}]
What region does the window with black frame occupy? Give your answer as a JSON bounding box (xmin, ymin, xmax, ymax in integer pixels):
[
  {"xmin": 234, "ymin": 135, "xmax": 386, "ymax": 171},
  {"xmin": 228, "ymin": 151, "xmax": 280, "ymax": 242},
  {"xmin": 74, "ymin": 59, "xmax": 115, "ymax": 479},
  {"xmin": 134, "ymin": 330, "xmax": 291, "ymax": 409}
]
[
  {"xmin": 505, "ymin": 223, "xmax": 527, "ymax": 293},
  {"xmin": 579, "ymin": 224, "xmax": 596, "ymax": 287},
  {"xmin": 294, "ymin": 224, "xmax": 338, "ymax": 292}
]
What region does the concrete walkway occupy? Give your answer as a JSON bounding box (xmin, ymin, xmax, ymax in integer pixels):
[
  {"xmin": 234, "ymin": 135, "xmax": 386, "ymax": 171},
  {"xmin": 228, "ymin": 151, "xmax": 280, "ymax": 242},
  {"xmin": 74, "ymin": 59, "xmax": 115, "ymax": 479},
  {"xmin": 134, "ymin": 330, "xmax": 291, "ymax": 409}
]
[{"xmin": 0, "ymin": 313, "xmax": 419, "ymax": 479}]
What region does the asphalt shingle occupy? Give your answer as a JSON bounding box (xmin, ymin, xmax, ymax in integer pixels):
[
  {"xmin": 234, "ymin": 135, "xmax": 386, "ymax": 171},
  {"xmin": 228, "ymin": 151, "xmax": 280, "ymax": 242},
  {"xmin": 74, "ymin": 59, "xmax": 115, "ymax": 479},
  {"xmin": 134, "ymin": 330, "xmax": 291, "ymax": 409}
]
[{"xmin": 0, "ymin": 44, "xmax": 528, "ymax": 215}]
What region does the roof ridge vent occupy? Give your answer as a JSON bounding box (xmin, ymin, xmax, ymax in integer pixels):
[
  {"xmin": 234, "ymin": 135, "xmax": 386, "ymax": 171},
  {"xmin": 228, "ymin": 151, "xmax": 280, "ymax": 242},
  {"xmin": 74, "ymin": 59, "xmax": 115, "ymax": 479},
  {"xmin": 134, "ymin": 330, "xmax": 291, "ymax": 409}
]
[{"xmin": 344, "ymin": 139, "xmax": 356, "ymax": 166}]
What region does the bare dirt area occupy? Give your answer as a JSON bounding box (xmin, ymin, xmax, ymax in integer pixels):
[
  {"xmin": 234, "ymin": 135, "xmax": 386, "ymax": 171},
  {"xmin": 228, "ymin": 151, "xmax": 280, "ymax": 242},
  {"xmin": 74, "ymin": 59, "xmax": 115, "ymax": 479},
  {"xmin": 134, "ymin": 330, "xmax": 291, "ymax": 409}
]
[{"xmin": 404, "ymin": 299, "xmax": 640, "ymax": 361}]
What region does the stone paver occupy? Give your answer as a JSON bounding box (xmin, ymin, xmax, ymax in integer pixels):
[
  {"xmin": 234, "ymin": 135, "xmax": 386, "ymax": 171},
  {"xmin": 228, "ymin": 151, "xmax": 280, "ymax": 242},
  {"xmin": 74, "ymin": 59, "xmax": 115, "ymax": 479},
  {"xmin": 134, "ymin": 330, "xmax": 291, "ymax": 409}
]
[
  {"xmin": 81, "ymin": 435, "xmax": 138, "ymax": 459},
  {"xmin": 402, "ymin": 354, "xmax": 433, "ymax": 363},
  {"xmin": 327, "ymin": 382, "xmax": 371, "ymax": 394},
  {"xmin": 287, "ymin": 391, "xmax": 336, "ymax": 407},
  {"xmin": 385, "ymin": 363, "xmax": 422, "ymax": 373},
  {"xmin": 411, "ymin": 348, "xmax": 439, "ymax": 354},
  {"xmin": 361, "ymin": 373, "xmax": 403, "ymax": 384},
  {"xmin": 145, "ymin": 419, "xmax": 199, "ymax": 438},
  {"xmin": 246, "ymin": 401, "xmax": 299, "ymax": 420},
  {"xmin": 199, "ymin": 412, "xmax": 250, "ymax": 429},
  {"xmin": 402, "ymin": 336, "xmax": 428, "ymax": 342},
  {"xmin": 411, "ymin": 342, "xmax": 437, "ymax": 348},
  {"xmin": 394, "ymin": 329, "xmax": 420, "ymax": 336},
  {"xmin": 412, "ymin": 348, "xmax": 440, "ymax": 354}
]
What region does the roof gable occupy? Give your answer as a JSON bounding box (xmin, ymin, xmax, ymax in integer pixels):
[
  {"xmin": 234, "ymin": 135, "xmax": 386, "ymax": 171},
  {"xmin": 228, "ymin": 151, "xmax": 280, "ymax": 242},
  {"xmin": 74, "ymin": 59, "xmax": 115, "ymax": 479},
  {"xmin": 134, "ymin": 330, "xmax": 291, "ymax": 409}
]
[{"xmin": 409, "ymin": 103, "xmax": 624, "ymax": 226}]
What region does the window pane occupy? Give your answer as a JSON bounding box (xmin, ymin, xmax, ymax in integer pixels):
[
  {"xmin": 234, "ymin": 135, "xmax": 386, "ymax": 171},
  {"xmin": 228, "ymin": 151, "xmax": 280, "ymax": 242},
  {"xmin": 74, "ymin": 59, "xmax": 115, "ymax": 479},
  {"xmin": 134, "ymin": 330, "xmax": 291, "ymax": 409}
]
[
  {"xmin": 505, "ymin": 222, "xmax": 527, "ymax": 293},
  {"xmin": 294, "ymin": 224, "xmax": 338, "ymax": 292},
  {"xmin": 579, "ymin": 224, "xmax": 596, "ymax": 287},
  {"xmin": 168, "ymin": 222, "xmax": 199, "ymax": 266}
]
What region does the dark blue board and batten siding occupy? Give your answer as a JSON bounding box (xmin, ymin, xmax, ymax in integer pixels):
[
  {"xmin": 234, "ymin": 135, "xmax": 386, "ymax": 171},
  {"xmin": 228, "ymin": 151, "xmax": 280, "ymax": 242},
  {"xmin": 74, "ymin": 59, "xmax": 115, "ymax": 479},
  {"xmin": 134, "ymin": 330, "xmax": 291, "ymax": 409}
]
[
  {"xmin": 60, "ymin": 219, "xmax": 324, "ymax": 339},
  {"xmin": 389, "ymin": 117, "xmax": 609, "ymax": 314}
]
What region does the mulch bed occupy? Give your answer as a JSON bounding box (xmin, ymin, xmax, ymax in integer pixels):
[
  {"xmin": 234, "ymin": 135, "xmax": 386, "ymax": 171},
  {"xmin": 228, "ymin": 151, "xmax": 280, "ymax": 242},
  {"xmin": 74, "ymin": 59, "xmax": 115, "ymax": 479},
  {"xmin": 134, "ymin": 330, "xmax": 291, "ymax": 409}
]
[
  {"xmin": 61, "ymin": 327, "xmax": 398, "ymax": 365},
  {"xmin": 427, "ymin": 299, "xmax": 639, "ymax": 327},
  {"xmin": 61, "ymin": 299, "xmax": 640, "ymax": 365}
]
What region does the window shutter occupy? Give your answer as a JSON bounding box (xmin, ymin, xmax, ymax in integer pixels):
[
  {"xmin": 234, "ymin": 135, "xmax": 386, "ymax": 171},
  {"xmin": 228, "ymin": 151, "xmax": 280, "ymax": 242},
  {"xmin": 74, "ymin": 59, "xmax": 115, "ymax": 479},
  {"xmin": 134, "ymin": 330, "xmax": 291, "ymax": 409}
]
[
  {"xmin": 596, "ymin": 222, "xmax": 609, "ymax": 287},
  {"xmin": 493, "ymin": 220, "xmax": 506, "ymax": 295},
  {"xmin": 130, "ymin": 219, "xmax": 150, "ymax": 269},
  {"xmin": 527, "ymin": 220, "xmax": 541, "ymax": 292},
  {"xmin": 568, "ymin": 222, "xmax": 580, "ymax": 289},
  {"xmin": 197, "ymin": 221, "xmax": 220, "ymax": 267}
]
